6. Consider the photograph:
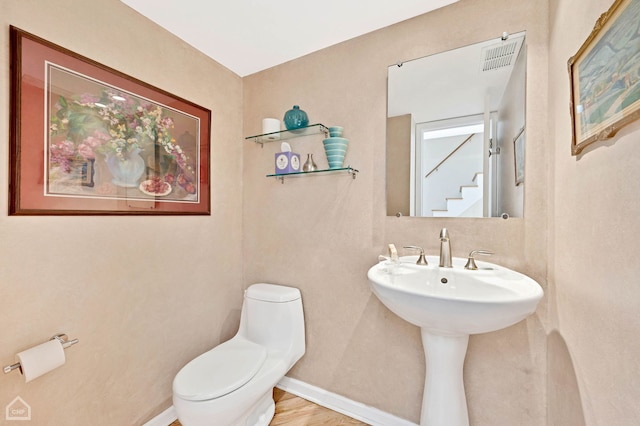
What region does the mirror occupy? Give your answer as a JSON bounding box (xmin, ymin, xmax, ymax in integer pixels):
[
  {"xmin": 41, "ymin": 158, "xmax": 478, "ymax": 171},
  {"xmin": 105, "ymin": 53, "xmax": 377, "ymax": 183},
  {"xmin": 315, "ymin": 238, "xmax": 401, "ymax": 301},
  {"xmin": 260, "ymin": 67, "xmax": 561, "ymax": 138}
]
[{"xmin": 386, "ymin": 32, "xmax": 526, "ymax": 218}]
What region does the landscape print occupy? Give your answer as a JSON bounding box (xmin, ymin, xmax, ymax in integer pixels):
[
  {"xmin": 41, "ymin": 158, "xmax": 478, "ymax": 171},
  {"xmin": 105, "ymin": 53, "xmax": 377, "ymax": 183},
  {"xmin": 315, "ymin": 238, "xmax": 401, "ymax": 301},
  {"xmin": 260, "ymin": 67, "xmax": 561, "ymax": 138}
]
[{"xmin": 575, "ymin": 0, "xmax": 640, "ymax": 142}]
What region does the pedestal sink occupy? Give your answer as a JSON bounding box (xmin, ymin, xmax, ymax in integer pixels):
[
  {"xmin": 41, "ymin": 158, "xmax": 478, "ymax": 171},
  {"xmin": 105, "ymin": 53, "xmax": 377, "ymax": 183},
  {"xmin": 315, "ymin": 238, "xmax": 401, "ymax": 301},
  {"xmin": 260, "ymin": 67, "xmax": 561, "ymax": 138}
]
[{"xmin": 367, "ymin": 256, "xmax": 543, "ymax": 426}]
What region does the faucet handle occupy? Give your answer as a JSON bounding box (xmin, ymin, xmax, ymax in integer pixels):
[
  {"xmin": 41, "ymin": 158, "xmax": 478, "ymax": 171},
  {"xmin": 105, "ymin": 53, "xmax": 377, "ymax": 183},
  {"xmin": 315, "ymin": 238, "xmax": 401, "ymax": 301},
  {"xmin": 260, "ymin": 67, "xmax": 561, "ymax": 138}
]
[
  {"xmin": 464, "ymin": 250, "xmax": 493, "ymax": 270},
  {"xmin": 403, "ymin": 246, "xmax": 428, "ymax": 265}
]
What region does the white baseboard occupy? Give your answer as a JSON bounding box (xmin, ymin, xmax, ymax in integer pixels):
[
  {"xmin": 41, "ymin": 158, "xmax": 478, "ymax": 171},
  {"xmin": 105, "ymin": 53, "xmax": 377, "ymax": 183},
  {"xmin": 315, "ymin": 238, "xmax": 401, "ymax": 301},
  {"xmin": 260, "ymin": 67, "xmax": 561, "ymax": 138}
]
[
  {"xmin": 276, "ymin": 376, "xmax": 418, "ymax": 426},
  {"xmin": 143, "ymin": 377, "xmax": 417, "ymax": 426},
  {"xmin": 142, "ymin": 405, "xmax": 177, "ymax": 426}
]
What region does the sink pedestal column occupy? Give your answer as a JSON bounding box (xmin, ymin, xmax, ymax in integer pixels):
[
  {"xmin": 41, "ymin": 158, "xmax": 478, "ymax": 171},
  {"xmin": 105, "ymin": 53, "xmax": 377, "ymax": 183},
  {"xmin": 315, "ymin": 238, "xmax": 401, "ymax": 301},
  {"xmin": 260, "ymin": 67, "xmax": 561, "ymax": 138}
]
[{"xmin": 420, "ymin": 330, "xmax": 470, "ymax": 426}]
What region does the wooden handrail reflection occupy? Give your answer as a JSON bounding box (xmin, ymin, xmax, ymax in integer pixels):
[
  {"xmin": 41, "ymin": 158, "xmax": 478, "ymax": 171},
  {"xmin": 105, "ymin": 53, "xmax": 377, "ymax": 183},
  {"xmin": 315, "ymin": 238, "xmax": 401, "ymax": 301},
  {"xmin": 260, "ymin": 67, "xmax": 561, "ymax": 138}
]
[{"xmin": 424, "ymin": 133, "xmax": 476, "ymax": 179}]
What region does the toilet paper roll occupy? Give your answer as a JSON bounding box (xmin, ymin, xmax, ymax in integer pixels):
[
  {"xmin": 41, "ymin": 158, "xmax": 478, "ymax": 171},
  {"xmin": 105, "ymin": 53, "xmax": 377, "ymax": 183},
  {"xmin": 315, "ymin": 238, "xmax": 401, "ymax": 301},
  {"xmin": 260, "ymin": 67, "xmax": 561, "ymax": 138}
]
[
  {"xmin": 262, "ymin": 118, "xmax": 281, "ymax": 140},
  {"xmin": 16, "ymin": 339, "xmax": 65, "ymax": 382}
]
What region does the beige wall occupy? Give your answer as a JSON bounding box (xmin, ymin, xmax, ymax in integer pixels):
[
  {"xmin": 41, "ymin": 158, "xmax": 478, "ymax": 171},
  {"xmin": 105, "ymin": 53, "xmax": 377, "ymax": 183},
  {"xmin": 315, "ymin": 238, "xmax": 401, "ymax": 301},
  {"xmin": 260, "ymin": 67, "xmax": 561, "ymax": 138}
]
[
  {"xmin": 243, "ymin": 0, "xmax": 549, "ymax": 423},
  {"xmin": 386, "ymin": 114, "xmax": 412, "ymax": 217},
  {"xmin": 4, "ymin": 0, "xmax": 637, "ymax": 425},
  {"xmin": 0, "ymin": 1, "xmax": 243, "ymax": 425},
  {"xmin": 548, "ymin": 0, "xmax": 640, "ymax": 424}
]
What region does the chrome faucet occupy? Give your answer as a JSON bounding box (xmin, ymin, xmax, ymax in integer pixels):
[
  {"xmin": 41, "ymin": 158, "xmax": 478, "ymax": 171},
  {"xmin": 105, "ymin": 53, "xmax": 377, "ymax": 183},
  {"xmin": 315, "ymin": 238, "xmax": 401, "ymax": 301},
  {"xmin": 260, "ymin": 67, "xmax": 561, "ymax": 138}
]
[{"xmin": 439, "ymin": 228, "xmax": 452, "ymax": 268}]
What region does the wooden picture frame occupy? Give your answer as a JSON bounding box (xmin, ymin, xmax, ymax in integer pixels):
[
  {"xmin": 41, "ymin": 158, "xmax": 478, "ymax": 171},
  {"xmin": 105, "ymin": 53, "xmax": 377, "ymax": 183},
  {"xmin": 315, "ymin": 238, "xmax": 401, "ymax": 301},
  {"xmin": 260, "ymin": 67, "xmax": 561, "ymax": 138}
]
[
  {"xmin": 9, "ymin": 26, "xmax": 211, "ymax": 215},
  {"xmin": 568, "ymin": 0, "xmax": 640, "ymax": 155}
]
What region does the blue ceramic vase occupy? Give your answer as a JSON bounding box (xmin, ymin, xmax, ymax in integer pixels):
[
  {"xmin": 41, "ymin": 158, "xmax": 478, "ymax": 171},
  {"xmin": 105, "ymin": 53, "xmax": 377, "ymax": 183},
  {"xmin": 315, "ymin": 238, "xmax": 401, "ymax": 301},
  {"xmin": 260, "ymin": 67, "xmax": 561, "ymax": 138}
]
[{"xmin": 283, "ymin": 105, "xmax": 309, "ymax": 130}]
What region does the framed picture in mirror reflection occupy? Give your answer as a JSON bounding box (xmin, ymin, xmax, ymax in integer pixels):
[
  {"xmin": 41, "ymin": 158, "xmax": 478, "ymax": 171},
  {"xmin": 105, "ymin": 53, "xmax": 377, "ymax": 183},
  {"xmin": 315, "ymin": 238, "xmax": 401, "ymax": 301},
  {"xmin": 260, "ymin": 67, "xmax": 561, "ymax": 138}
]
[{"xmin": 513, "ymin": 128, "xmax": 525, "ymax": 186}]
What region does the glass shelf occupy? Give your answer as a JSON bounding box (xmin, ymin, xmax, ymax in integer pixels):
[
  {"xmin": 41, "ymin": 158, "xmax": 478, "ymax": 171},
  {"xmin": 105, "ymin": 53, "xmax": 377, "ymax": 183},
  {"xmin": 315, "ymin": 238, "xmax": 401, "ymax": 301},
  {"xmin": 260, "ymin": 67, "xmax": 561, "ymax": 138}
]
[
  {"xmin": 245, "ymin": 123, "xmax": 328, "ymax": 146},
  {"xmin": 246, "ymin": 124, "xmax": 359, "ymax": 182},
  {"xmin": 267, "ymin": 167, "xmax": 359, "ymax": 183}
]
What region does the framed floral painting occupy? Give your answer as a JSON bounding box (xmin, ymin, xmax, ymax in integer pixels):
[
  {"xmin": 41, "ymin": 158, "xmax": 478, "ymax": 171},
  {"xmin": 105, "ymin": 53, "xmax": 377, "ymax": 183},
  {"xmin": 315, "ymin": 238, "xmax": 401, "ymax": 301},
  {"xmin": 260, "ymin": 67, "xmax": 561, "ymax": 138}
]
[
  {"xmin": 9, "ymin": 26, "xmax": 211, "ymax": 215},
  {"xmin": 568, "ymin": 0, "xmax": 640, "ymax": 155}
]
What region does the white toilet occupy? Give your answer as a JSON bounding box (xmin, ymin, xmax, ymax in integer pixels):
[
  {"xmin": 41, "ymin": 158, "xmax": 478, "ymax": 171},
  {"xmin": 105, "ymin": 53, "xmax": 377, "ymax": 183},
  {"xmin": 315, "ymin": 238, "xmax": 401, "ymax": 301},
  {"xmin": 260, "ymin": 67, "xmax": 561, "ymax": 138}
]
[{"xmin": 172, "ymin": 283, "xmax": 305, "ymax": 426}]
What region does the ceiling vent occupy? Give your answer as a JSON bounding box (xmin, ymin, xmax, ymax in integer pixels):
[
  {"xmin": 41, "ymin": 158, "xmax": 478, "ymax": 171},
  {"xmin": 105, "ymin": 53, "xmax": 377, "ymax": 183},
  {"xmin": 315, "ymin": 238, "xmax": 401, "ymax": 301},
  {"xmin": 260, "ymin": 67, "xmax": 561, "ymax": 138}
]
[{"xmin": 480, "ymin": 38, "xmax": 523, "ymax": 72}]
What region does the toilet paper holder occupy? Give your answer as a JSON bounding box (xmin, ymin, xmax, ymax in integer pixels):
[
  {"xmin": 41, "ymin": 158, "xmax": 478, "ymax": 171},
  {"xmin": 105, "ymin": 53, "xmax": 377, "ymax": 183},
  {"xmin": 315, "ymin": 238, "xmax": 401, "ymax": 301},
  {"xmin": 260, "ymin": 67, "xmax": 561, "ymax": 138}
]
[{"xmin": 3, "ymin": 334, "xmax": 79, "ymax": 375}]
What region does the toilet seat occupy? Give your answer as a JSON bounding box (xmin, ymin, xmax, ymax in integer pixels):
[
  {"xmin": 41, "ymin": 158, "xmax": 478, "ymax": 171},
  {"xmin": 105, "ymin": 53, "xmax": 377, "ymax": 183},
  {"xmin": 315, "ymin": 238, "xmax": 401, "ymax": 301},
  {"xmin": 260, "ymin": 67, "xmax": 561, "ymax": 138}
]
[{"xmin": 173, "ymin": 337, "xmax": 267, "ymax": 402}]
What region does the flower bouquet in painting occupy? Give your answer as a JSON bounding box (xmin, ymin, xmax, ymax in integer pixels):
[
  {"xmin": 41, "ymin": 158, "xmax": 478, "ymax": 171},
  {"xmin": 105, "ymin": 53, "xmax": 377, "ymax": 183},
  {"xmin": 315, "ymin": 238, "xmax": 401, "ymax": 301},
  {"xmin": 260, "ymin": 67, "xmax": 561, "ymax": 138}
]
[
  {"xmin": 47, "ymin": 65, "xmax": 199, "ymax": 200},
  {"xmin": 10, "ymin": 26, "xmax": 210, "ymax": 215}
]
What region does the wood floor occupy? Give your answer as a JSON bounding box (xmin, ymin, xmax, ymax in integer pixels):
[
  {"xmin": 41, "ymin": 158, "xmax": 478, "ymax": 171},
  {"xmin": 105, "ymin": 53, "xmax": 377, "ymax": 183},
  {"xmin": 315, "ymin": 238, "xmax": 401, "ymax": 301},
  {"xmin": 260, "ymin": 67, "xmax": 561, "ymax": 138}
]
[{"xmin": 169, "ymin": 388, "xmax": 369, "ymax": 425}]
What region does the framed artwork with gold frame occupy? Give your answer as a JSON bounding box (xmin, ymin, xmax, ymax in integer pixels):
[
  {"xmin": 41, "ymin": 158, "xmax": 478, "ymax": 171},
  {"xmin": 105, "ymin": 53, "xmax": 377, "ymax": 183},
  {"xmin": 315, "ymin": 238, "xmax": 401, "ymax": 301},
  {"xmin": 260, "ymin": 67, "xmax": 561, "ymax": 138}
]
[{"xmin": 568, "ymin": 0, "xmax": 640, "ymax": 155}]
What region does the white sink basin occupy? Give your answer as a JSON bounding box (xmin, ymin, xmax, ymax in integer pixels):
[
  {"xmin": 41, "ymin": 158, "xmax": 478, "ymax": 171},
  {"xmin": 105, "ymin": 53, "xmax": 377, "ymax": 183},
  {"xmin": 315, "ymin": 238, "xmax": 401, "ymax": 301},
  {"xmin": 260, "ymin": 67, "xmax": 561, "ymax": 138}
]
[
  {"xmin": 367, "ymin": 255, "xmax": 543, "ymax": 335},
  {"xmin": 367, "ymin": 255, "xmax": 543, "ymax": 426}
]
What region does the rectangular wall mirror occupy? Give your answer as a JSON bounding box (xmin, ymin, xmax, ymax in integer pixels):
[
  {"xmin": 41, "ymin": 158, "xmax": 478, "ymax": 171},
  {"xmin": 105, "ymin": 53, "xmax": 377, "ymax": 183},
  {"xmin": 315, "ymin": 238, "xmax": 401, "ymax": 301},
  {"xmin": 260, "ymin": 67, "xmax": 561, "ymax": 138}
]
[{"xmin": 386, "ymin": 31, "xmax": 526, "ymax": 218}]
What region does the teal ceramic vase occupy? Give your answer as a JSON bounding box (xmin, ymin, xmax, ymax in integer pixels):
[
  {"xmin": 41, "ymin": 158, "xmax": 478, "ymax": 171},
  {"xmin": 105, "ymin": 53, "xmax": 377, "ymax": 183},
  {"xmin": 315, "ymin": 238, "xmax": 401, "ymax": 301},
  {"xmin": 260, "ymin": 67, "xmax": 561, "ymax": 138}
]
[
  {"xmin": 323, "ymin": 137, "xmax": 349, "ymax": 169},
  {"xmin": 283, "ymin": 105, "xmax": 309, "ymax": 130}
]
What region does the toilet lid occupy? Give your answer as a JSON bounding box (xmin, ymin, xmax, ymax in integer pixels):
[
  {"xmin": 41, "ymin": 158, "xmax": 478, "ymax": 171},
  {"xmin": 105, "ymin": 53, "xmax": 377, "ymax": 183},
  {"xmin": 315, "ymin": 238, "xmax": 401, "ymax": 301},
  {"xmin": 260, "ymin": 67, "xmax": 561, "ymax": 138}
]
[{"xmin": 173, "ymin": 337, "xmax": 267, "ymax": 401}]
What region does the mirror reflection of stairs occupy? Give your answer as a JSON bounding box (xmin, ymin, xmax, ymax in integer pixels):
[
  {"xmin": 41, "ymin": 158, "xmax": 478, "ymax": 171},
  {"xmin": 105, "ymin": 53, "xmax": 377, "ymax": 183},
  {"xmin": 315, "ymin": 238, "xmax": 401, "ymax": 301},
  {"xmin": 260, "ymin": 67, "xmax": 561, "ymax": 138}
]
[{"xmin": 432, "ymin": 172, "xmax": 483, "ymax": 217}]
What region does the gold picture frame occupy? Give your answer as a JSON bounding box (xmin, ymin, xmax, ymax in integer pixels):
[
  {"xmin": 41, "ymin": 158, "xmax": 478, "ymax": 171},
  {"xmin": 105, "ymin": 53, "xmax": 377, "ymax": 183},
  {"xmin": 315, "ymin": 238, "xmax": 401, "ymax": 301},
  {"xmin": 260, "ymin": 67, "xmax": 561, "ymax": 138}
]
[{"xmin": 568, "ymin": 0, "xmax": 640, "ymax": 155}]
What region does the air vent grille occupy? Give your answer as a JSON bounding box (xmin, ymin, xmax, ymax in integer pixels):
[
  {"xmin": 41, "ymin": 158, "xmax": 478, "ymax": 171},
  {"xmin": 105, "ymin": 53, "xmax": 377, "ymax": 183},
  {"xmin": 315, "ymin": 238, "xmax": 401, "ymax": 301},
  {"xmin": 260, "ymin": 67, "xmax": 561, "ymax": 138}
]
[{"xmin": 481, "ymin": 40, "xmax": 518, "ymax": 71}]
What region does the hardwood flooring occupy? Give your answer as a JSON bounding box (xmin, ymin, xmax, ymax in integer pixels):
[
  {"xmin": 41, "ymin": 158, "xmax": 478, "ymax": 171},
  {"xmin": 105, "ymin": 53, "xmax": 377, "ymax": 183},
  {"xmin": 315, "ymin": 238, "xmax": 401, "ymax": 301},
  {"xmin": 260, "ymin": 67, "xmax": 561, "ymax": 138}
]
[
  {"xmin": 168, "ymin": 388, "xmax": 369, "ymax": 425},
  {"xmin": 270, "ymin": 388, "xmax": 368, "ymax": 425}
]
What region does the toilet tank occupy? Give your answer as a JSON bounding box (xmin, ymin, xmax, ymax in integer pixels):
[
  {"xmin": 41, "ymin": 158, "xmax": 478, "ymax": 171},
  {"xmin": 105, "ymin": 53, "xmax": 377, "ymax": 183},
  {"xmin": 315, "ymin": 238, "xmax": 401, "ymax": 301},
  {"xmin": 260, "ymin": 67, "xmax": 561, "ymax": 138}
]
[{"xmin": 239, "ymin": 283, "xmax": 305, "ymax": 364}]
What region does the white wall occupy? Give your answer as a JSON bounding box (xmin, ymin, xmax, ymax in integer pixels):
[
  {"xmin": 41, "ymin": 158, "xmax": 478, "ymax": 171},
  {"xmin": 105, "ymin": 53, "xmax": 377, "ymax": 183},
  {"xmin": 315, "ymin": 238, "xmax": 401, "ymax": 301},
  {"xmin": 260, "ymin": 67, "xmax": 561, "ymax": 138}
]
[
  {"xmin": 421, "ymin": 133, "xmax": 483, "ymax": 215},
  {"xmin": 497, "ymin": 43, "xmax": 526, "ymax": 217}
]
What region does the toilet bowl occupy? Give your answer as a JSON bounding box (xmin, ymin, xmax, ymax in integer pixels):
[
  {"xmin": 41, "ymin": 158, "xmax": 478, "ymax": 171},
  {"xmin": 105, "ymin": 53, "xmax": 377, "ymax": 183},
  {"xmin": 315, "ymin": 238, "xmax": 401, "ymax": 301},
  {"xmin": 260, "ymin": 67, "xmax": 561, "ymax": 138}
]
[{"xmin": 173, "ymin": 283, "xmax": 305, "ymax": 426}]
